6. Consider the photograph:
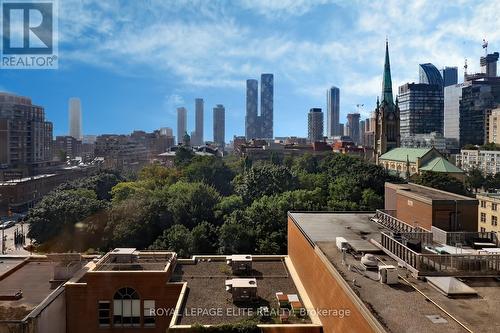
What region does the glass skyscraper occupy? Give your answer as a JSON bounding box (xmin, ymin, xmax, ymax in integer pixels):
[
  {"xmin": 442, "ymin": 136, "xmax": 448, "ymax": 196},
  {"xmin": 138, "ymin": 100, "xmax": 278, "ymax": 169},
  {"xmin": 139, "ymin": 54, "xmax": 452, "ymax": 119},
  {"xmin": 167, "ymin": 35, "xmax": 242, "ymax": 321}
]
[
  {"xmin": 326, "ymin": 86, "xmax": 340, "ymax": 137},
  {"xmin": 213, "ymin": 104, "xmax": 225, "ymax": 148},
  {"xmin": 398, "ymin": 83, "xmax": 444, "ymax": 137},
  {"xmin": 192, "ymin": 98, "xmax": 204, "ymax": 146},
  {"xmin": 308, "ymin": 108, "xmax": 324, "ymax": 142},
  {"xmin": 177, "ymin": 107, "xmax": 187, "ymax": 144},
  {"xmin": 440, "ymin": 67, "xmax": 458, "ymax": 88},
  {"xmin": 245, "ymin": 79, "xmax": 259, "ymax": 140},
  {"xmin": 260, "ymin": 73, "xmax": 274, "ymax": 139}
]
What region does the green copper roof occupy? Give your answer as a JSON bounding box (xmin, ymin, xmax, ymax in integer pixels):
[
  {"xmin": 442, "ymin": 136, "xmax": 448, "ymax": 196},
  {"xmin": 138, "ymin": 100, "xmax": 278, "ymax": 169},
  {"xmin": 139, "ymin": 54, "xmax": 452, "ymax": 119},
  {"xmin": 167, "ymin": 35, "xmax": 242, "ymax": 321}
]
[
  {"xmin": 379, "ymin": 147, "xmax": 432, "ymax": 163},
  {"xmin": 381, "ymin": 40, "xmax": 394, "ymax": 105},
  {"xmin": 420, "ymin": 157, "xmax": 464, "ymax": 174}
]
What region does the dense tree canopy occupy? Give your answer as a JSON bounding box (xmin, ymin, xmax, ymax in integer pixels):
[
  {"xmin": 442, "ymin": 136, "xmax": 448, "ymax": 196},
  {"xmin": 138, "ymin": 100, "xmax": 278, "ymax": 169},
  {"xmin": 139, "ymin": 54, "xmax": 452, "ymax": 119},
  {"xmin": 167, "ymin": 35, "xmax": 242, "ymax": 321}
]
[{"xmin": 27, "ymin": 153, "xmax": 404, "ymax": 256}]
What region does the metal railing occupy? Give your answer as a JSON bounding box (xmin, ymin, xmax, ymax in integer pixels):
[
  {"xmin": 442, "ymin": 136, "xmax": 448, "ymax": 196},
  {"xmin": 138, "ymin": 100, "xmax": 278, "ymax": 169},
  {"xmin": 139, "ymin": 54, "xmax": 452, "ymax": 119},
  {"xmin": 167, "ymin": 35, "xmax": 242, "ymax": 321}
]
[{"xmin": 372, "ymin": 210, "xmax": 416, "ymax": 233}]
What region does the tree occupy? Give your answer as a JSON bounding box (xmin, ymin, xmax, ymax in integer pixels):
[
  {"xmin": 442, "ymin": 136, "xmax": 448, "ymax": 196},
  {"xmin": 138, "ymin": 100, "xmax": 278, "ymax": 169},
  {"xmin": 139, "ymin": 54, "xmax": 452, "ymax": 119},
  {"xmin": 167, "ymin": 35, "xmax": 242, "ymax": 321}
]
[
  {"xmin": 466, "ymin": 167, "xmax": 485, "ymax": 193},
  {"xmin": 174, "ymin": 146, "xmax": 195, "ymax": 167},
  {"xmin": 292, "ymin": 153, "xmax": 319, "ymax": 174},
  {"xmin": 184, "ymin": 156, "xmax": 234, "ymax": 195},
  {"xmin": 191, "ymin": 222, "xmax": 218, "ymax": 254},
  {"xmin": 27, "ymin": 189, "xmax": 107, "ymax": 245},
  {"xmin": 233, "ymin": 164, "xmax": 297, "ymax": 203},
  {"xmin": 214, "ymin": 195, "xmax": 245, "ymax": 221},
  {"xmin": 167, "ymin": 182, "xmax": 221, "ymax": 228},
  {"xmin": 138, "ymin": 163, "xmax": 179, "ymax": 186},
  {"xmin": 152, "ymin": 225, "xmax": 193, "ymax": 258},
  {"xmin": 218, "ymin": 211, "xmax": 255, "ymax": 254},
  {"xmin": 360, "ymin": 188, "xmax": 384, "ymax": 211},
  {"xmin": 413, "ymin": 171, "xmax": 468, "ymax": 195}
]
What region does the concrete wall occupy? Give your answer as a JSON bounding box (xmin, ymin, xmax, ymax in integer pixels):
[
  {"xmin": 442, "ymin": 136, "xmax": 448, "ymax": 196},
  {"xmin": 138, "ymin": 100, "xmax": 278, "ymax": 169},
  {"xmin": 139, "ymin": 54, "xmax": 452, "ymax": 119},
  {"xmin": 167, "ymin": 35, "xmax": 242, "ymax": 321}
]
[{"xmin": 287, "ymin": 217, "xmax": 384, "ymax": 333}]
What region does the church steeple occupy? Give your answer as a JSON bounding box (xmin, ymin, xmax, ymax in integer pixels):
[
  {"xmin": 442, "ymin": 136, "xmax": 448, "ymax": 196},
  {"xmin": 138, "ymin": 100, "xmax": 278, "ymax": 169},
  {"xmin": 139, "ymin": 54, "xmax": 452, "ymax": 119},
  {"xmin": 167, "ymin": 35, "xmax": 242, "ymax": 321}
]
[{"xmin": 381, "ymin": 39, "xmax": 394, "ymax": 105}]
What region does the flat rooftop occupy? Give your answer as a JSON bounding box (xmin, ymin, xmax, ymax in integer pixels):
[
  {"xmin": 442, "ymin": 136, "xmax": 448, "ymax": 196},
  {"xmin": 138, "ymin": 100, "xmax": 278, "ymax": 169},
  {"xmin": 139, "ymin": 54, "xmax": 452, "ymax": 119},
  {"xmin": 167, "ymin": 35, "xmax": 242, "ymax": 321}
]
[
  {"xmin": 0, "ymin": 260, "xmax": 57, "ymax": 320},
  {"xmin": 289, "ymin": 212, "xmax": 500, "ymax": 333},
  {"xmin": 388, "ymin": 182, "xmax": 475, "ymax": 202},
  {"xmin": 171, "ymin": 258, "xmax": 312, "ymax": 325},
  {"xmin": 93, "ymin": 249, "xmax": 174, "ymax": 271}
]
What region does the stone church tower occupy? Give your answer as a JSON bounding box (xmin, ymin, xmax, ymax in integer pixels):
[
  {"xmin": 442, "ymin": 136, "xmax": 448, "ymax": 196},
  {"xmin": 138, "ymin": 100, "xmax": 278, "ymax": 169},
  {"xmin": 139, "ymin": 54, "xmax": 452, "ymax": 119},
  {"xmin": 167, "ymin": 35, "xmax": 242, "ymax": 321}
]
[{"xmin": 375, "ymin": 40, "xmax": 400, "ymax": 163}]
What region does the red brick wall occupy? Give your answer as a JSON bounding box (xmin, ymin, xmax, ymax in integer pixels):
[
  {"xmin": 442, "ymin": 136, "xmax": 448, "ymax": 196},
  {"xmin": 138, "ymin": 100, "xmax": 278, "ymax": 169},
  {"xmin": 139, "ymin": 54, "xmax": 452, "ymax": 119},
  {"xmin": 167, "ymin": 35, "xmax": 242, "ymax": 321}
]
[
  {"xmin": 287, "ymin": 217, "xmax": 380, "ymax": 333},
  {"xmin": 66, "ymin": 272, "xmax": 182, "ymax": 333}
]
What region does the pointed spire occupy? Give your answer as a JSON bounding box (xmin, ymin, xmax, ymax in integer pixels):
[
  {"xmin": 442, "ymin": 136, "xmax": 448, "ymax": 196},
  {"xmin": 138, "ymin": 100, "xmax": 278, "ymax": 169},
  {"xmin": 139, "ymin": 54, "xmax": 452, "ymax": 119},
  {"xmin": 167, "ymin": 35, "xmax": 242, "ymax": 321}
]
[{"xmin": 381, "ymin": 39, "xmax": 394, "ymax": 105}]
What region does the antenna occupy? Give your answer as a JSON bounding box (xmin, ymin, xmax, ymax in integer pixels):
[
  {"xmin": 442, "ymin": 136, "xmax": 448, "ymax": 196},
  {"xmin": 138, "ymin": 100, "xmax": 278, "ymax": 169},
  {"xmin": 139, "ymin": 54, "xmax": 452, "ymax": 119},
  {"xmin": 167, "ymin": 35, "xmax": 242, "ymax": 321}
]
[
  {"xmin": 464, "ymin": 58, "xmax": 468, "ymax": 75},
  {"xmin": 356, "ymin": 104, "xmax": 364, "ymax": 114}
]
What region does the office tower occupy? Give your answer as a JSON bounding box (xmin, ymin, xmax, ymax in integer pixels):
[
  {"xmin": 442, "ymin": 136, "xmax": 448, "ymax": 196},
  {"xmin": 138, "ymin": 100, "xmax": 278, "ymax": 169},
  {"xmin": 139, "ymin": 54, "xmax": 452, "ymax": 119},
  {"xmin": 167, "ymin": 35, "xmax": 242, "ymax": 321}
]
[
  {"xmin": 444, "ymin": 83, "xmax": 468, "ymax": 141},
  {"xmin": 177, "ymin": 107, "xmax": 187, "ymax": 145},
  {"xmin": 346, "ymin": 113, "xmax": 361, "ymax": 144},
  {"xmin": 191, "ymin": 98, "xmax": 204, "ymax": 146},
  {"xmin": 260, "ymin": 73, "xmax": 274, "ymax": 139},
  {"xmin": 326, "ymin": 86, "xmax": 340, "ymax": 137},
  {"xmin": 359, "ymin": 120, "xmax": 366, "ymax": 145},
  {"xmin": 398, "ymin": 83, "xmax": 444, "ymax": 137},
  {"xmin": 0, "ymin": 92, "xmax": 53, "ymax": 178},
  {"xmin": 69, "ymin": 98, "xmax": 82, "ymax": 140},
  {"xmin": 213, "ymin": 104, "xmax": 225, "ymax": 148},
  {"xmin": 375, "ymin": 40, "xmax": 400, "ymax": 157},
  {"xmin": 308, "ymin": 108, "xmax": 324, "ymax": 142},
  {"xmin": 338, "ymin": 123, "xmax": 344, "ymax": 136},
  {"xmin": 245, "ymin": 79, "xmax": 259, "ymax": 139},
  {"xmin": 419, "ymin": 63, "xmax": 443, "ymax": 86},
  {"xmin": 440, "ymin": 67, "xmax": 458, "ymax": 88}
]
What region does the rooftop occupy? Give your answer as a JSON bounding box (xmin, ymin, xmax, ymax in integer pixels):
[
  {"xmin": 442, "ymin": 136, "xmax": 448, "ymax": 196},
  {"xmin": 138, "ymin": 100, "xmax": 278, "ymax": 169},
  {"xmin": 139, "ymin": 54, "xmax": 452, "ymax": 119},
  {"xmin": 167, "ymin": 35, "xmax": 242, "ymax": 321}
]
[
  {"xmin": 419, "ymin": 157, "xmax": 464, "ymax": 174},
  {"xmin": 0, "ymin": 259, "xmax": 58, "ymax": 320},
  {"xmin": 170, "ymin": 258, "xmax": 312, "ymax": 326},
  {"xmin": 379, "ymin": 147, "xmax": 432, "ymax": 162},
  {"xmin": 93, "ymin": 249, "xmax": 175, "ymax": 271},
  {"xmin": 387, "ymin": 182, "xmax": 475, "ymax": 202},
  {"xmin": 289, "ymin": 212, "xmax": 500, "ymax": 333}
]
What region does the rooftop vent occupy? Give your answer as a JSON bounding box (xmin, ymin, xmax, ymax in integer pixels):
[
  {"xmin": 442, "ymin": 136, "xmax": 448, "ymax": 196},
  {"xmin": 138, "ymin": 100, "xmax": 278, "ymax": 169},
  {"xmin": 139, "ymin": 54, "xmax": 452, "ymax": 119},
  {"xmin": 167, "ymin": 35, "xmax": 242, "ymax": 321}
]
[
  {"xmin": 225, "ymin": 278, "xmax": 257, "ymax": 302},
  {"xmin": 226, "ymin": 254, "xmax": 252, "ymax": 274},
  {"xmin": 426, "ymin": 276, "xmax": 478, "ymax": 297}
]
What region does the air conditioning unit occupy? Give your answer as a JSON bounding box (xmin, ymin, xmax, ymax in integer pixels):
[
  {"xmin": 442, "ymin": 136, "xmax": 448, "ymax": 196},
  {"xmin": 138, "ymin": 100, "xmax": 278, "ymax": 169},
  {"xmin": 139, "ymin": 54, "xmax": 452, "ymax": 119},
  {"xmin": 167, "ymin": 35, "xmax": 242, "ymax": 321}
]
[
  {"xmin": 336, "ymin": 237, "xmax": 348, "ymax": 251},
  {"xmin": 379, "ymin": 265, "xmax": 398, "ymax": 285}
]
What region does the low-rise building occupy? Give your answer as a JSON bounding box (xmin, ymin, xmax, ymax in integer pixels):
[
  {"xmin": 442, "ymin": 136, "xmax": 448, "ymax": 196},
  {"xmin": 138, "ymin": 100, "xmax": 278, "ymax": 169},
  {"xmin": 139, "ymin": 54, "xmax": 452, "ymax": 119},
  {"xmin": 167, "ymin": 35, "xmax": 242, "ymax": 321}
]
[
  {"xmin": 476, "ymin": 192, "xmax": 500, "ymax": 233},
  {"xmin": 378, "ymin": 147, "xmax": 464, "ymax": 180}
]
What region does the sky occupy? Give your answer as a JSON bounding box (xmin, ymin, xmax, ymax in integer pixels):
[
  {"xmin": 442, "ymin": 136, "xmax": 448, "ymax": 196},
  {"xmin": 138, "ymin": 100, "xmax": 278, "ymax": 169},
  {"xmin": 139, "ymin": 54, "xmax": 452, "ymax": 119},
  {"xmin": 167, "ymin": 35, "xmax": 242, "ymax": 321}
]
[{"xmin": 1, "ymin": 0, "xmax": 499, "ymax": 142}]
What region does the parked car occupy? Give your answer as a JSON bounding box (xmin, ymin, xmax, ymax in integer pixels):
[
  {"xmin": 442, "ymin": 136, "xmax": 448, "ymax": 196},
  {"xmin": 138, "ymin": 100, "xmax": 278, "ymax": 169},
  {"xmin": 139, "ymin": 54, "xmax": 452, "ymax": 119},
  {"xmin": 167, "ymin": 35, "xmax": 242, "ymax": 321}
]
[{"xmin": 0, "ymin": 220, "xmax": 15, "ymax": 229}]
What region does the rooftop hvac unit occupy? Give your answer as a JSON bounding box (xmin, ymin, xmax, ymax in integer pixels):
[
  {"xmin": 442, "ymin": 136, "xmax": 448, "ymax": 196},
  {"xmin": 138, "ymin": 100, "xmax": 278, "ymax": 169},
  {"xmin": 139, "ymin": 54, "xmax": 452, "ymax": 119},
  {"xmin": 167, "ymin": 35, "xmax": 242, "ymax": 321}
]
[
  {"xmin": 226, "ymin": 254, "xmax": 252, "ymax": 274},
  {"xmin": 336, "ymin": 237, "xmax": 348, "ymax": 251},
  {"xmin": 379, "ymin": 265, "xmax": 398, "ymax": 285}
]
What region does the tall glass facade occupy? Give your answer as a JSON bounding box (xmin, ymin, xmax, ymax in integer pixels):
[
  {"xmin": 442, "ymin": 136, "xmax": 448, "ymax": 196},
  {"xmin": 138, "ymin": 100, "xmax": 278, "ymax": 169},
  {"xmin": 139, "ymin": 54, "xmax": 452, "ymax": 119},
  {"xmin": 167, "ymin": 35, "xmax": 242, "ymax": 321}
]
[
  {"xmin": 326, "ymin": 86, "xmax": 340, "ymax": 137},
  {"xmin": 398, "ymin": 83, "xmax": 443, "ymax": 137},
  {"xmin": 260, "ymin": 74, "xmax": 274, "ymax": 139}
]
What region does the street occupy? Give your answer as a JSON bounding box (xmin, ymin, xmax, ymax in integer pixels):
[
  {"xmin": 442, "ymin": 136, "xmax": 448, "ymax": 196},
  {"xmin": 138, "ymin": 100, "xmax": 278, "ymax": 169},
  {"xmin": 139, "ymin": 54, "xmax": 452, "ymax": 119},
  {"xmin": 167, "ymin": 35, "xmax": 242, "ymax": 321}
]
[{"xmin": 1, "ymin": 223, "xmax": 30, "ymax": 255}]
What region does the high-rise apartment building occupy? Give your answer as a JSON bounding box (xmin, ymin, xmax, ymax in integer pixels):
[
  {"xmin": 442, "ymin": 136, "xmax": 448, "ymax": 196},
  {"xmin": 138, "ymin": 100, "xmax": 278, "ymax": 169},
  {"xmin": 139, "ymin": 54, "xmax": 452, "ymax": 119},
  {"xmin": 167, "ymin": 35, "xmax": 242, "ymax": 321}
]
[
  {"xmin": 307, "ymin": 108, "xmax": 324, "ymax": 142},
  {"xmin": 0, "ymin": 93, "xmax": 53, "ymax": 178},
  {"xmin": 191, "ymin": 98, "xmax": 204, "ymax": 146},
  {"xmin": 346, "ymin": 113, "xmax": 360, "ymax": 144},
  {"xmin": 398, "ymin": 83, "xmax": 444, "ymax": 137},
  {"xmin": 440, "ymin": 67, "xmax": 458, "ymax": 88},
  {"xmin": 213, "ymin": 104, "xmax": 225, "ymax": 148},
  {"xmin": 245, "ymin": 79, "xmax": 259, "ymax": 139},
  {"xmin": 326, "ymin": 86, "xmax": 340, "ymax": 137},
  {"xmin": 338, "ymin": 123, "xmax": 344, "ymax": 136},
  {"xmin": 177, "ymin": 107, "xmax": 187, "ymax": 145},
  {"xmin": 444, "ymin": 82, "xmax": 470, "ymax": 142},
  {"xmin": 488, "ymin": 107, "xmax": 500, "ymax": 144},
  {"xmin": 260, "ymin": 73, "xmax": 274, "ymax": 139},
  {"xmin": 359, "ymin": 120, "xmax": 366, "ymax": 146},
  {"xmin": 69, "ymin": 98, "xmax": 82, "ymax": 140}
]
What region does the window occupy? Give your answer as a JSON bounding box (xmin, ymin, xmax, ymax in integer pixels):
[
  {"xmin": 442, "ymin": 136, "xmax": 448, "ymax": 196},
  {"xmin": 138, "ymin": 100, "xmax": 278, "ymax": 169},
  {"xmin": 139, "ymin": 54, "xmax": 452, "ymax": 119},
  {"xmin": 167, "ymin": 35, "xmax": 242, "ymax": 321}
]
[
  {"xmin": 143, "ymin": 300, "xmax": 156, "ymax": 327},
  {"xmin": 481, "ymin": 213, "xmax": 487, "ymax": 223},
  {"xmin": 492, "ymin": 216, "xmax": 498, "ymax": 226},
  {"xmin": 98, "ymin": 301, "xmax": 111, "ymax": 327},
  {"xmin": 493, "ymin": 203, "xmax": 498, "ymax": 211},
  {"xmin": 481, "ymin": 200, "xmax": 486, "ymax": 208},
  {"xmin": 113, "ymin": 287, "xmax": 140, "ymax": 327},
  {"xmin": 481, "ymin": 227, "xmax": 486, "ymax": 232}
]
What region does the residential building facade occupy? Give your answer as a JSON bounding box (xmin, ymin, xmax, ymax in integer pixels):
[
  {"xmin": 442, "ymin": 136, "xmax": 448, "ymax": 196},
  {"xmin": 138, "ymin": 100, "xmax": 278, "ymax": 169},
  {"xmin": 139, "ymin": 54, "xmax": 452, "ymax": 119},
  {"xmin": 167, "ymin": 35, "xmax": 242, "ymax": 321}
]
[
  {"xmin": 307, "ymin": 108, "xmax": 324, "ymax": 142},
  {"xmin": 260, "ymin": 73, "xmax": 274, "ymax": 139},
  {"xmin": 477, "ymin": 193, "xmax": 500, "ymax": 233},
  {"xmin": 346, "ymin": 113, "xmax": 360, "ymax": 144},
  {"xmin": 213, "ymin": 104, "xmax": 225, "ymax": 148},
  {"xmin": 457, "ymin": 149, "xmax": 500, "ymax": 175},
  {"xmin": 326, "ymin": 86, "xmax": 340, "ymax": 137},
  {"xmin": 245, "ymin": 79, "xmax": 259, "ymax": 140},
  {"xmin": 176, "ymin": 107, "xmax": 187, "ymax": 145}
]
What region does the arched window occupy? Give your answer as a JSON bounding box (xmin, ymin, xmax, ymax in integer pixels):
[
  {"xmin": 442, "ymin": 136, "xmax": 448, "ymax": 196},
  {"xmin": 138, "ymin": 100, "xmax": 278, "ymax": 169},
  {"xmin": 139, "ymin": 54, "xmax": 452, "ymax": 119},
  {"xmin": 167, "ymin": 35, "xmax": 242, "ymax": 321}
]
[{"xmin": 113, "ymin": 287, "xmax": 140, "ymax": 327}]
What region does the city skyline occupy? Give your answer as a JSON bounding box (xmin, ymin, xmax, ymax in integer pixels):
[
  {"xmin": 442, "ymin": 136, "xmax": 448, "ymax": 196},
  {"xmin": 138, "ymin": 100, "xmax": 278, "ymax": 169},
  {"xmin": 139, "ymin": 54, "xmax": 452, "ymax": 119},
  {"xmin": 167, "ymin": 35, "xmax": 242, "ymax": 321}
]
[{"xmin": 0, "ymin": 1, "xmax": 498, "ymax": 142}]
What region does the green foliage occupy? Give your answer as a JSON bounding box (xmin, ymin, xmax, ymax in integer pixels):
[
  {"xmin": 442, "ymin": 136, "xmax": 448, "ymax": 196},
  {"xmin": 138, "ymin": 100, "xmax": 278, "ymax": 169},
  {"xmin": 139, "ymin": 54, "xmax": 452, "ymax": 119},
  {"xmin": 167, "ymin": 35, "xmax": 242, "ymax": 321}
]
[
  {"xmin": 167, "ymin": 182, "xmax": 221, "ymax": 228},
  {"xmin": 413, "ymin": 171, "xmax": 467, "ymax": 195},
  {"xmin": 174, "ymin": 146, "xmax": 195, "ymax": 167},
  {"xmin": 466, "ymin": 167, "xmax": 485, "ymax": 192},
  {"xmin": 27, "ymin": 188, "xmax": 107, "ymax": 245},
  {"xmin": 191, "ymin": 320, "xmax": 261, "ymax": 333},
  {"xmin": 233, "ymin": 164, "xmax": 297, "ymax": 203},
  {"xmin": 57, "ymin": 171, "xmax": 122, "ymax": 201},
  {"xmin": 184, "ymin": 156, "xmax": 234, "ymax": 195}
]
